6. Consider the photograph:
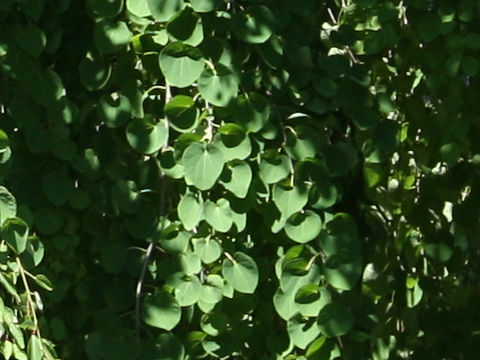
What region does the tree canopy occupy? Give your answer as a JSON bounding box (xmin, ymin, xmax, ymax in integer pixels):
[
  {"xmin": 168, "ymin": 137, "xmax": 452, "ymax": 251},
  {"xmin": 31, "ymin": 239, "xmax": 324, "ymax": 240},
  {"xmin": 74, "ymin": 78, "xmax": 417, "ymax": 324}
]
[{"xmin": 1, "ymin": 0, "xmax": 480, "ymax": 359}]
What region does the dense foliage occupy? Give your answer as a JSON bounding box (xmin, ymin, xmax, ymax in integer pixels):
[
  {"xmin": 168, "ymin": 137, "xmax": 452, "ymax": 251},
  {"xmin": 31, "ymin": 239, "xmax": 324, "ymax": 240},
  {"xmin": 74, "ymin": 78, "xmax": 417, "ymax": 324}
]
[{"xmin": 1, "ymin": 0, "xmax": 480, "ymax": 359}]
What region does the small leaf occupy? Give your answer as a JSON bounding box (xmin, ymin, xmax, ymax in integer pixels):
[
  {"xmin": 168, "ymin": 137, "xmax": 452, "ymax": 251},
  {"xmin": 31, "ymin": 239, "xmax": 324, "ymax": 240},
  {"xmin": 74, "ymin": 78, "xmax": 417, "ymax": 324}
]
[
  {"xmin": 190, "ymin": 0, "xmax": 222, "ymax": 12},
  {"xmin": 165, "ymin": 95, "xmax": 199, "ymax": 133},
  {"xmin": 272, "ymin": 183, "xmax": 309, "ymax": 219},
  {"xmin": 285, "ymin": 210, "xmax": 322, "ymax": 244},
  {"xmin": 148, "ymin": 0, "xmax": 185, "ymax": 22},
  {"xmin": 126, "ymin": 116, "xmax": 168, "ymax": 154},
  {"xmin": 1, "ymin": 217, "xmax": 29, "ymax": 254},
  {"xmin": 27, "ymin": 335, "xmax": 42, "ymax": 360},
  {"xmin": 178, "ymin": 192, "xmax": 203, "ymax": 230},
  {"xmin": 16, "ymin": 24, "xmax": 46, "ymax": 58},
  {"xmin": 94, "ymin": 20, "xmax": 132, "ymax": 54},
  {"xmin": 192, "ymin": 238, "xmax": 222, "ymax": 264},
  {"xmin": 324, "ymin": 250, "xmax": 362, "ymax": 291},
  {"xmin": 204, "ymin": 199, "xmax": 233, "ymax": 233},
  {"xmin": 198, "ymin": 63, "xmax": 239, "ymax": 107},
  {"xmin": 287, "ymin": 314, "xmax": 321, "ymax": 350},
  {"xmin": 220, "ymin": 160, "xmax": 252, "ymax": 198},
  {"xmin": 222, "ymin": 252, "xmax": 259, "ymax": 294},
  {"xmin": 79, "ymin": 57, "xmax": 111, "ymax": 91},
  {"xmin": 159, "ymin": 42, "xmax": 205, "ymax": 88},
  {"xmin": 182, "ymin": 142, "xmax": 225, "ymax": 190},
  {"xmin": 174, "ymin": 275, "xmax": 201, "ymax": 306},
  {"xmin": 0, "ymin": 186, "xmax": 16, "ymax": 226},
  {"xmin": 142, "ymin": 289, "xmax": 181, "ymax": 330},
  {"xmin": 317, "ymin": 303, "xmax": 354, "ymax": 338},
  {"xmin": 200, "ymin": 312, "xmax": 228, "ymax": 336},
  {"xmin": 259, "ymin": 151, "xmax": 290, "ymax": 185},
  {"xmin": 126, "ymin": 0, "xmax": 151, "ymax": 17},
  {"xmin": 232, "ymin": 5, "xmax": 274, "ymax": 44}
]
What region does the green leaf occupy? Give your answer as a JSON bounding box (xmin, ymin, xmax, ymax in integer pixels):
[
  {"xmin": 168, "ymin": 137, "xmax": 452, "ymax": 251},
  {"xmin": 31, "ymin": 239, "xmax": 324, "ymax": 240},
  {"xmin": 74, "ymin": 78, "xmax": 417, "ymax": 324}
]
[
  {"xmin": 178, "ymin": 248, "xmax": 202, "ymax": 275},
  {"xmin": 1, "ymin": 340, "xmax": 13, "ymax": 360},
  {"xmin": 111, "ymin": 180, "xmax": 141, "ymax": 214},
  {"xmin": 94, "ymin": 20, "xmax": 132, "ymax": 54},
  {"xmin": 199, "ymin": 274, "xmax": 224, "ymax": 305},
  {"xmin": 285, "ymin": 125, "xmax": 322, "ymax": 161},
  {"xmin": 204, "ymin": 199, "xmax": 233, "ymax": 233},
  {"xmin": 259, "ymin": 151, "xmax": 291, "ymax": 185},
  {"xmin": 165, "ymin": 95, "xmax": 199, "ymax": 133},
  {"xmin": 190, "ymin": 0, "xmax": 222, "ymax": 12},
  {"xmin": 273, "ymin": 183, "xmax": 309, "ymax": 219},
  {"xmin": 32, "ymin": 274, "xmax": 53, "ymax": 291},
  {"xmin": 167, "ymin": 7, "xmax": 204, "ymax": 47},
  {"xmin": 222, "ymin": 252, "xmax": 259, "ymax": 294},
  {"xmin": 7, "ymin": 322, "xmax": 25, "ymax": 350},
  {"xmin": 21, "ymin": 235, "xmax": 45, "ymax": 268},
  {"xmin": 15, "ymin": 24, "xmax": 46, "ymax": 58},
  {"xmin": 159, "ymin": 225, "xmax": 191, "ymax": 254},
  {"xmin": 182, "ymin": 142, "xmax": 225, "ymax": 190},
  {"xmin": 143, "ymin": 333, "xmax": 185, "ymax": 360},
  {"xmin": 0, "ymin": 186, "xmax": 16, "ymax": 226},
  {"xmin": 147, "ymin": 0, "xmax": 185, "ymax": 22},
  {"xmin": 89, "ymin": 0, "xmax": 123, "ymax": 18},
  {"xmin": 159, "ymin": 42, "xmax": 205, "ymax": 88},
  {"xmin": 174, "ymin": 275, "xmax": 201, "ymax": 306},
  {"xmin": 126, "ymin": 0, "xmax": 151, "ymax": 17},
  {"xmin": 424, "ymin": 242, "xmax": 453, "ymax": 263},
  {"xmin": 319, "ymin": 213, "xmax": 360, "ymax": 256},
  {"xmin": 200, "ymin": 312, "xmax": 228, "ymax": 336},
  {"xmin": 285, "ymin": 211, "xmax": 322, "ymax": 244},
  {"xmin": 324, "ymin": 250, "xmax": 362, "ymax": 291},
  {"xmin": 41, "ymin": 171, "xmax": 74, "ymax": 207},
  {"xmin": 126, "ymin": 117, "xmax": 168, "ymax": 154},
  {"xmin": 79, "ymin": 57, "xmax": 111, "ymax": 91},
  {"xmin": 309, "ymin": 181, "xmax": 338, "ymax": 210},
  {"xmin": 317, "ymin": 303, "xmax": 354, "ymax": 338},
  {"xmin": 178, "ymin": 192, "xmax": 203, "ymax": 230},
  {"xmin": 1, "ymin": 217, "xmax": 29, "ymax": 254},
  {"xmin": 295, "ymin": 286, "xmax": 330, "ymax": 318},
  {"xmin": 287, "ymin": 314, "xmax": 321, "ymax": 350},
  {"xmin": 215, "ymin": 123, "xmax": 252, "ymax": 161},
  {"xmin": 220, "ymin": 160, "xmax": 252, "ymax": 198},
  {"xmin": 232, "ymin": 5, "xmax": 274, "ymax": 44},
  {"xmin": 142, "ymin": 289, "xmax": 181, "ymax": 330},
  {"xmin": 273, "ymin": 287, "xmax": 298, "ymax": 321},
  {"xmin": 0, "ymin": 272, "xmax": 19, "ymax": 298},
  {"xmin": 192, "ymin": 237, "xmax": 222, "ymax": 264},
  {"xmin": 27, "ymin": 335, "xmax": 42, "ymax": 360},
  {"xmin": 97, "ymin": 93, "xmax": 131, "ymax": 128},
  {"xmin": 230, "ymin": 92, "xmax": 270, "ymax": 133},
  {"xmin": 198, "ymin": 63, "xmax": 239, "ymax": 107}
]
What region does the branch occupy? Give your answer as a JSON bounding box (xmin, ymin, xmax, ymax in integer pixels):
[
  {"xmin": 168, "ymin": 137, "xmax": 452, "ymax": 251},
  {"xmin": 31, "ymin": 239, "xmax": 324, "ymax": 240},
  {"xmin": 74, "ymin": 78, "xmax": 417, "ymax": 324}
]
[{"xmin": 135, "ymin": 172, "xmax": 167, "ymax": 341}]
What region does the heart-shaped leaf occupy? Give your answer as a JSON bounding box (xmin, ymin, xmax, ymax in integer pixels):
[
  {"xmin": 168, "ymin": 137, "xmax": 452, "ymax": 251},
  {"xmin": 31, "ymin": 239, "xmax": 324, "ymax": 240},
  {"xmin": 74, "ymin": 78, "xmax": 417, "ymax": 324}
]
[
  {"xmin": 232, "ymin": 5, "xmax": 274, "ymax": 44},
  {"xmin": 287, "ymin": 314, "xmax": 321, "ymax": 349},
  {"xmin": 165, "ymin": 95, "xmax": 199, "ymax": 133},
  {"xmin": 126, "ymin": 116, "xmax": 168, "ymax": 154},
  {"xmin": 178, "ymin": 192, "xmax": 203, "ymax": 230},
  {"xmin": 148, "ymin": 0, "xmax": 185, "ymax": 22},
  {"xmin": 159, "ymin": 42, "xmax": 205, "ymax": 88},
  {"xmin": 198, "ymin": 63, "xmax": 239, "ymax": 107},
  {"xmin": 192, "ymin": 238, "xmax": 222, "ymax": 264},
  {"xmin": 222, "ymin": 252, "xmax": 258, "ymax": 294},
  {"xmin": 220, "ymin": 160, "xmax": 252, "ymax": 198},
  {"xmin": 204, "ymin": 199, "xmax": 233, "ymax": 233},
  {"xmin": 182, "ymin": 142, "xmax": 225, "ymax": 190},
  {"xmin": 317, "ymin": 303, "xmax": 354, "ymax": 338},
  {"xmin": 142, "ymin": 290, "xmax": 181, "ymax": 330},
  {"xmin": 1, "ymin": 217, "xmax": 29, "ymax": 255},
  {"xmin": 272, "ymin": 183, "xmax": 309, "ymax": 219},
  {"xmin": 285, "ymin": 210, "xmax": 322, "ymax": 244}
]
